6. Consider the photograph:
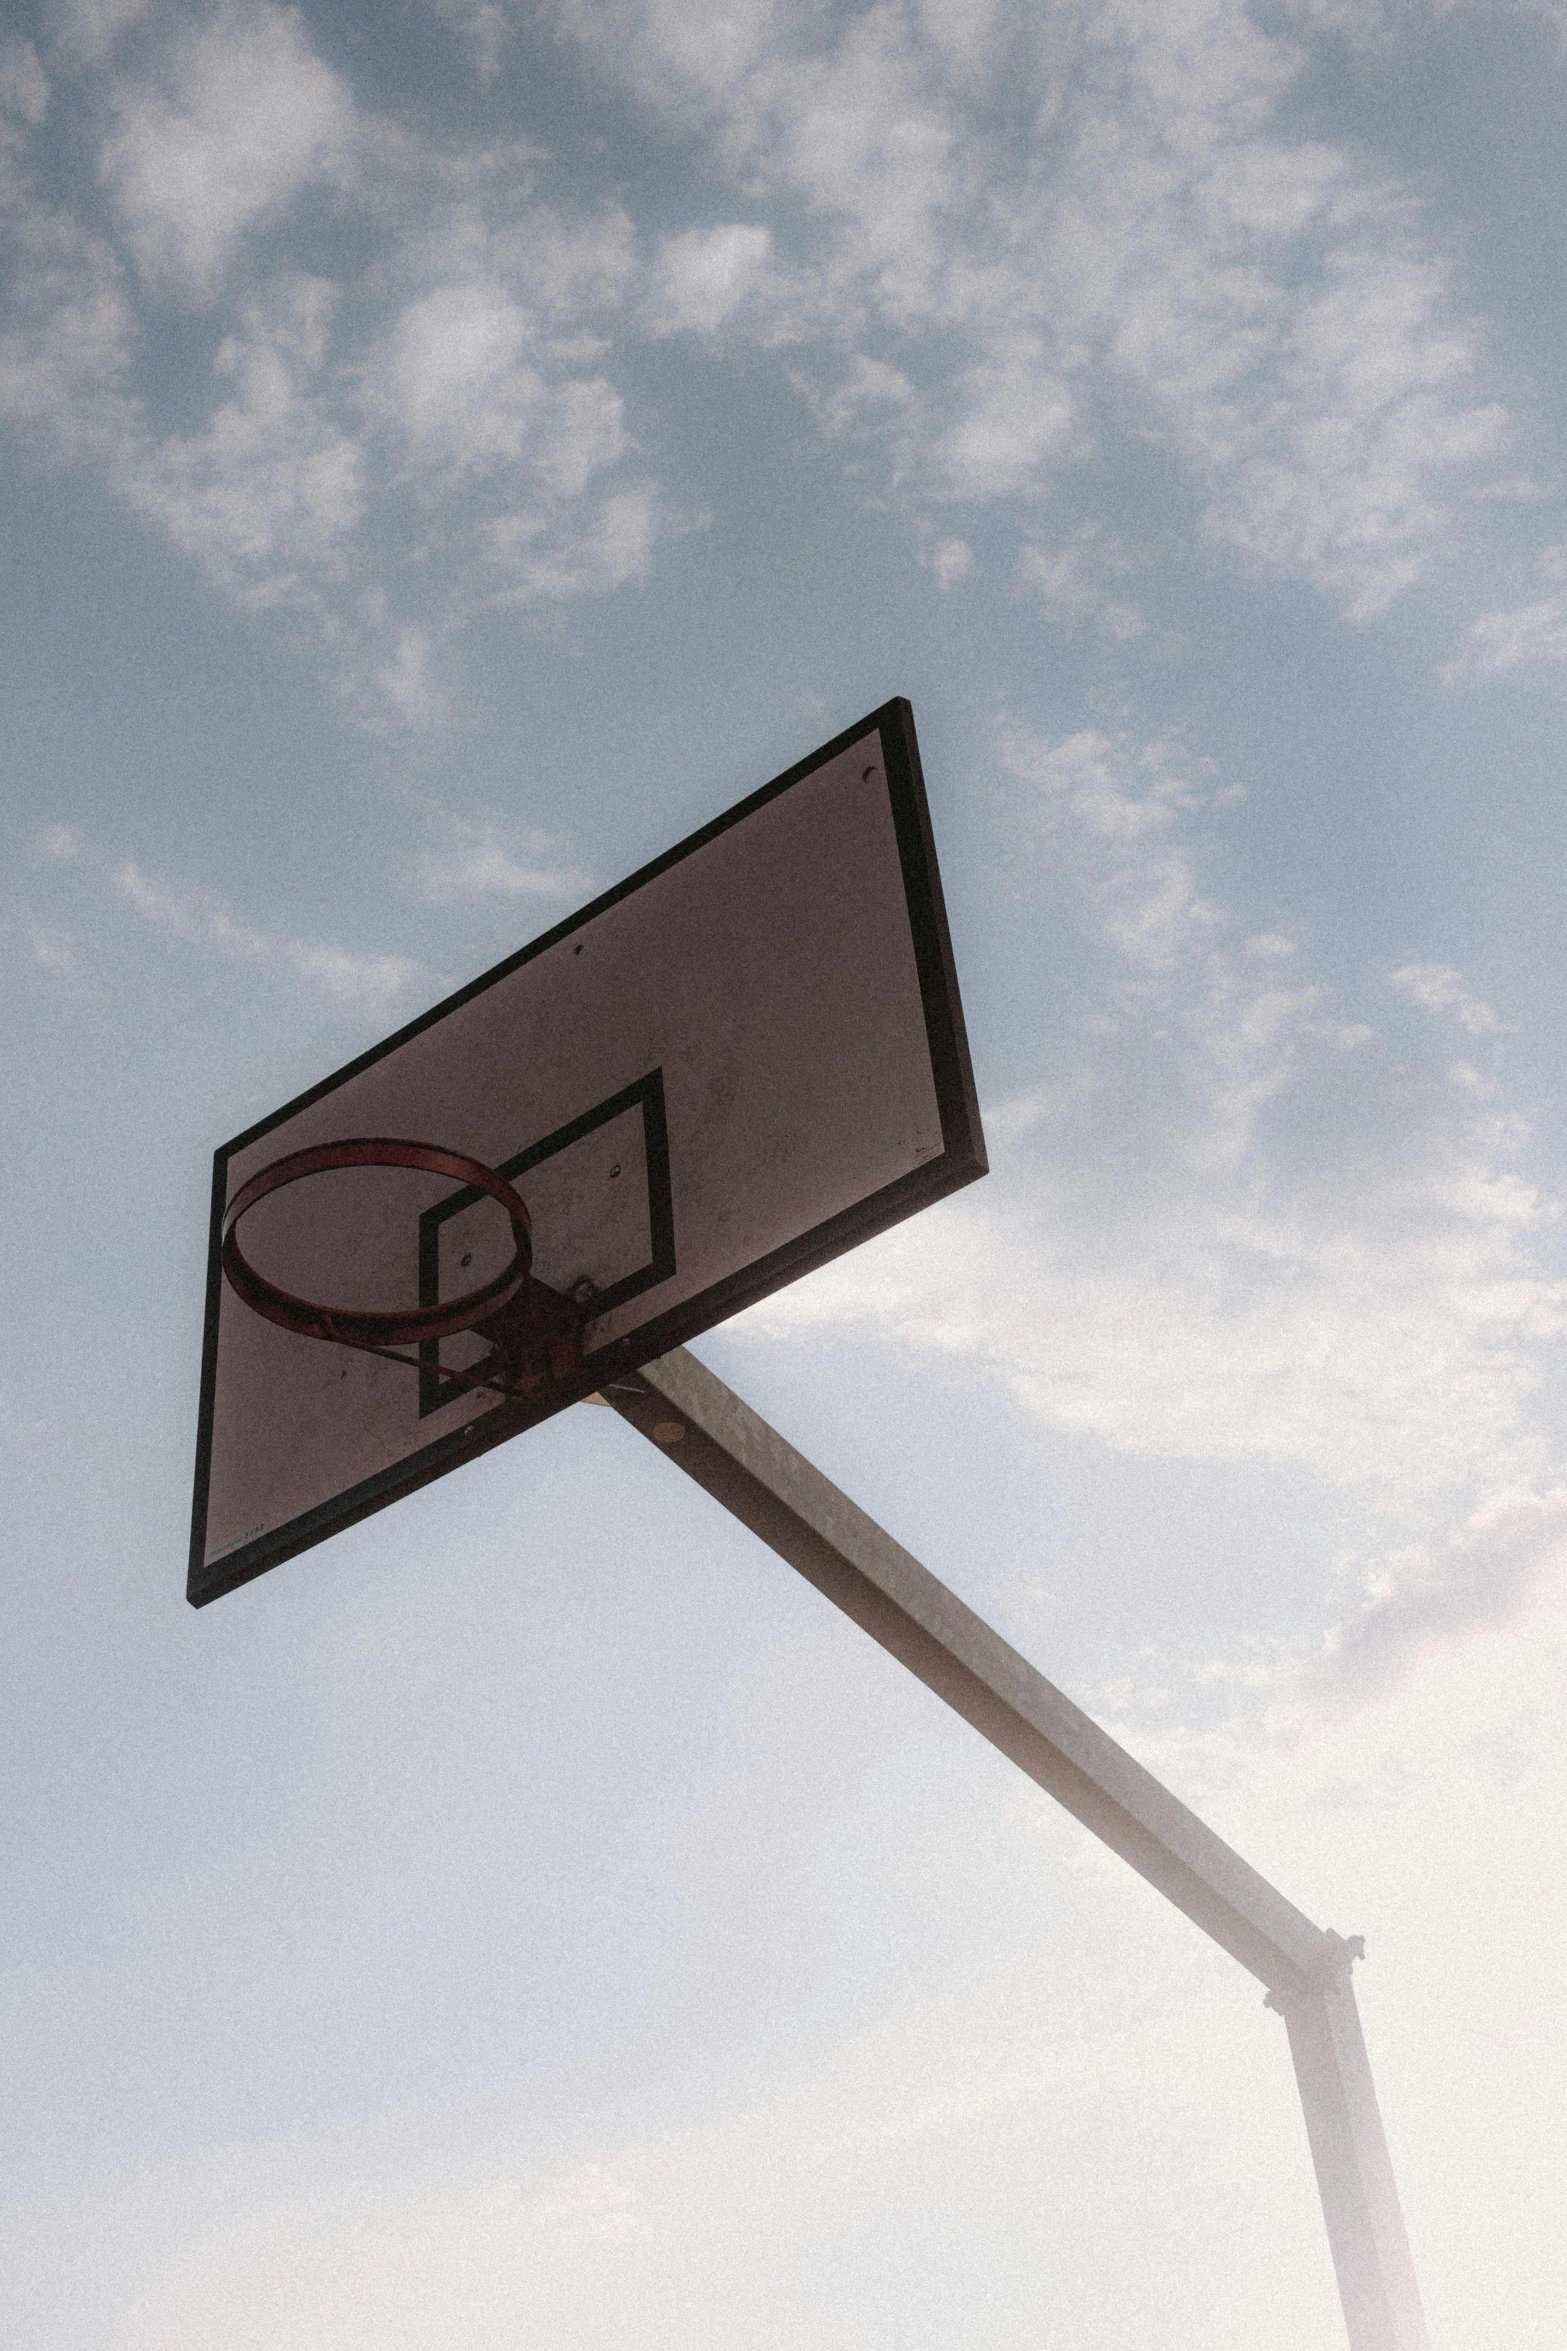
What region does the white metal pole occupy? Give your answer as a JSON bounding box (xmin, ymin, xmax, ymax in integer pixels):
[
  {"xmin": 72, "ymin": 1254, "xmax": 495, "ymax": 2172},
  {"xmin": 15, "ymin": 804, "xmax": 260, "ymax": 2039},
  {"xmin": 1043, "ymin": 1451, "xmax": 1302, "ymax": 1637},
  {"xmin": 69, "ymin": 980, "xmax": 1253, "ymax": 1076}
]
[
  {"xmin": 603, "ymin": 1346, "xmax": 1429, "ymax": 2351},
  {"xmin": 1269, "ymin": 1942, "xmax": 1430, "ymax": 2350}
]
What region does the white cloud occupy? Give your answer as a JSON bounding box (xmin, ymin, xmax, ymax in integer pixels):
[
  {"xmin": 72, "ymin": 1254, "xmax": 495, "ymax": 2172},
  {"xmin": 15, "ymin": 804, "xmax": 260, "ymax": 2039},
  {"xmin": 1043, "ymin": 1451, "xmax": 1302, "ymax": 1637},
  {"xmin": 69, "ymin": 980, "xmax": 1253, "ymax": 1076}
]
[
  {"xmin": 428, "ymin": 0, "xmax": 511, "ymax": 81},
  {"xmin": 0, "ymin": 39, "xmax": 49, "ymax": 126},
  {"xmin": 651, "ymin": 222, "xmax": 771, "ymax": 334},
  {"xmin": 370, "ymin": 624, "xmax": 441, "ymax": 730},
  {"xmin": 927, "ymin": 535, "xmax": 971, "ymax": 588},
  {"xmin": 1441, "ymin": 589, "xmax": 1567, "ymax": 679},
  {"xmin": 0, "ymin": 27, "xmax": 665, "ymax": 724},
  {"xmin": 113, "ymin": 860, "xmax": 421, "ymax": 1008},
  {"xmin": 0, "ymin": 0, "xmax": 1518, "ymax": 723},
  {"xmin": 748, "ymin": 1122, "xmax": 1565, "ymax": 1541},
  {"xmin": 485, "ymin": 481, "xmax": 662, "ymax": 601},
  {"xmin": 529, "ymin": 377, "xmax": 631, "ymax": 497},
  {"xmin": 32, "ymin": 824, "xmax": 81, "ymax": 860},
  {"xmin": 42, "ymin": 0, "xmax": 151, "ymax": 69},
  {"xmin": 939, "ymin": 340, "xmax": 1073, "ymax": 500},
  {"xmin": 813, "ymin": 352, "xmax": 915, "ymax": 431},
  {"xmin": 1046, "ymin": 34, "xmax": 1504, "ymax": 618},
  {"xmin": 380, "ymin": 282, "xmax": 543, "ymax": 469},
  {"xmin": 1388, "ymin": 960, "xmax": 1502, "ymax": 1037},
  {"xmin": 475, "ymin": 202, "xmax": 637, "ymax": 324},
  {"xmin": 999, "ymin": 724, "xmax": 1211, "ymax": 844},
  {"xmin": 1469, "ymin": 473, "xmax": 1554, "ymax": 504},
  {"xmin": 284, "ymin": 939, "xmax": 423, "ymax": 1006},
  {"xmin": 0, "ymin": 133, "xmax": 138, "ymax": 460},
  {"xmin": 1018, "ymin": 532, "xmax": 1146, "ymax": 640},
  {"xmin": 100, "ymin": 3, "xmax": 354, "ymax": 298},
  {"xmin": 122, "ymin": 273, "xmax": 361, "ymax": 599},
  {"xmin": 1445, "ymin": 518, "xmax": 1567, "ymax": 684},
  {"xmin": 553, "ymin": 0, "xmax": 1506, "ymax": 616},
  {"xmin": 426, "ymin": 842, "xmax": 583, "ymax": 898},
  {"xmin": 732, "ymin": 722, "xmax": 1567, "ymax": 1689},
  {"xmin": 372, "ymin": 279, "xmax": 630, "ymax": 499},
  {"xmin": 417, "ymin": 814, "xmax": 593, "ymax": 905}
]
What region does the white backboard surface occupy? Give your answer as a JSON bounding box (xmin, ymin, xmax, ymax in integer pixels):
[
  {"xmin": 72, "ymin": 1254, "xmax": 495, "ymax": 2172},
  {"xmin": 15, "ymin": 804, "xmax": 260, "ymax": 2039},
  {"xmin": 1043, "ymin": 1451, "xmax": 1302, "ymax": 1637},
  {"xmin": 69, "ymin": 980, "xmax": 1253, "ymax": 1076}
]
[{"xmin": 189, "ymin": 700, "xmax": 985, "ymax": 1604}]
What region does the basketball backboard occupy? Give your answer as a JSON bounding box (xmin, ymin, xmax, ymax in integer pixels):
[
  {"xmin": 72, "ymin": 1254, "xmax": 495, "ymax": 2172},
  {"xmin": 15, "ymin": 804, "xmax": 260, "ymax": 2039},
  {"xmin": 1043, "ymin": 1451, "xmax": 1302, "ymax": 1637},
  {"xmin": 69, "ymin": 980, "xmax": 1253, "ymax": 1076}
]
[{"xmin": 189, "ymin": 699, "xmax": 985, "ymax": 1606}]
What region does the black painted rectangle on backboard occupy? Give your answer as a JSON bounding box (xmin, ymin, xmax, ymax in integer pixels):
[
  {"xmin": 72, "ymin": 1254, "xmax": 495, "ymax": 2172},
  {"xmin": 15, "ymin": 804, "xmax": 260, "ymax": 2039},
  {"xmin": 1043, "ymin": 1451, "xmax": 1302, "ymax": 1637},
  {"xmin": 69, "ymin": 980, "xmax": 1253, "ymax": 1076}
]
[
  {"xmin": 416, "ymin": 1071, "xmax": 674, "ymax": 1416},
  {"xmin": 188, "ymin": 698, "xmax": 986, "ymax": 1606}
]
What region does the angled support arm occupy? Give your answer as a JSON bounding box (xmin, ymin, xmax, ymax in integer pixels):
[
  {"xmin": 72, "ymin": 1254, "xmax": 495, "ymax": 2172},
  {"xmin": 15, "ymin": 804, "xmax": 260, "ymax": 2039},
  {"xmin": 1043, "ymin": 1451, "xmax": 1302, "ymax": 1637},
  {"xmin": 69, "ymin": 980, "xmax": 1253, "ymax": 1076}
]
[{"xmin": 603, "ymin": 1347, "xmax": 1428, "ymax": 2351}]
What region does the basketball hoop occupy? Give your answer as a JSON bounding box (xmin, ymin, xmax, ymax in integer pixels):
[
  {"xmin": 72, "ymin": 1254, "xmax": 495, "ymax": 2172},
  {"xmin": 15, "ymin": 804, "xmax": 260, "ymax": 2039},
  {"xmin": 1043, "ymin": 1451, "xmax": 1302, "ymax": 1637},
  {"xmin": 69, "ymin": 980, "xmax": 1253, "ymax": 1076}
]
[{"xmin": 221, "ymin": 1138, "xmax": 533, "ymax": 1348}]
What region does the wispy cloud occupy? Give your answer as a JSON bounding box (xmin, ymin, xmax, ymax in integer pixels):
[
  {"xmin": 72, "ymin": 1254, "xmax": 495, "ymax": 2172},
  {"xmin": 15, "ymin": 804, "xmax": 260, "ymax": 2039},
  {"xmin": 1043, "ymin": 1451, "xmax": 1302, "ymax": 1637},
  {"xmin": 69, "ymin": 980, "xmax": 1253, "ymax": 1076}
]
[
  {"xmin": 1437, "ymin": 537, "xmax": 1567, "ymax": 678},
  {"xmin": 1388, "ymin": 960, "xmax": 1502, "ymax": 1037},
  {"xmin": 0, "ymin": 38, "xmax": 48, "ymax": 125},
  {"xmin": 649, "ymin": 223, "xmax": 772, "ymax": 335},
  {"xmin": 1441, "ymin": 592, "xmax": 1567, "ymax": 679},
  {"xmin": 113, "ymin": 859, "xmax": 422, "ymax": 1008},
  {"xmin": 556, "ymin": 0, "xmax": 1507, "ymax": 618},
  {"xmin": 0, "ymin": 0, "xmax": 1522, "ymax": 729},
  {"xmin": 731, "ymin": 719, "xmax": 1567, "ymax": 1695},
  {"xmin": 0, "ymin": 3, "xmax": 666, "ymax": 725},
  {"xmin": 31, "ymin": 824, "xmax": 81, "ymax": 861},
  {"xmin": 122, "ymin": 271, "xmax": 363, "ymax": 595},
  {"xmin": 426, "ymin": 0, "xmax": 512, "ymax": 84},
  {"xmin": 99, "ymin": 3, "xmax": 354, "ymax": 299},
  {"xmin": 41, "ymin": 2, "xmax": 152, "ymax": 70},
  {"xmin": 923, "ymin": 534, "xmax": 971, "ymax": 590},
  {"xmin": 416, "ymin": 817, "xmax": 593, "ymax": 905},
  {"xmin": 1017, "ymin": 531, "xmax": 1145, "ymax": 641}
]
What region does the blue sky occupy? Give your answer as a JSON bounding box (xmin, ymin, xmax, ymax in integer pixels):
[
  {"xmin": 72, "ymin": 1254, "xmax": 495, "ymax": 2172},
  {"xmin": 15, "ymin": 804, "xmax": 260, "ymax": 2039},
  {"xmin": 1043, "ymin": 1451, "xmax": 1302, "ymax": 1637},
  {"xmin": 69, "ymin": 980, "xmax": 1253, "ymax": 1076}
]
[{"xmin": 4, "ymin": 1, "xmax": 1567, "ymax": 2341}]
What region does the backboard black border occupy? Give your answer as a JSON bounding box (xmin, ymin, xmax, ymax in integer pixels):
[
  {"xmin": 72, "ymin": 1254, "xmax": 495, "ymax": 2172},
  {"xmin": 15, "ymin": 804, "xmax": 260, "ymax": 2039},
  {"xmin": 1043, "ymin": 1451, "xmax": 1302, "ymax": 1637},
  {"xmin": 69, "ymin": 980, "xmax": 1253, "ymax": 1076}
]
[{"xmin": 188, "ymin": 698, "xmax": 986, "ymax": 1607}]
